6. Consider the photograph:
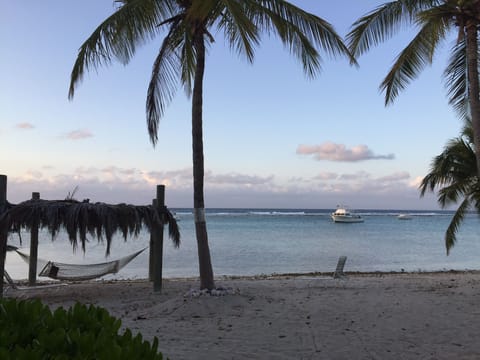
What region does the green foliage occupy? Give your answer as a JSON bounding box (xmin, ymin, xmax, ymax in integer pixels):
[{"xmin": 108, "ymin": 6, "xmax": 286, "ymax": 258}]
[
  {"xmin": 419, "ymin": 120, "xmax": 479, "ymax": 254},
  {"xmin": 0, "ymin": 298, "xmax": 164, "ymax": 360}
]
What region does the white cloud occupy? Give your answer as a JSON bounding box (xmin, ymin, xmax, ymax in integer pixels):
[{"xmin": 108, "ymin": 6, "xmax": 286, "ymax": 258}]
[
  {"xmin": 16, "ymin": 122, "xmax": 35, "ymax": 129},
  {"xmin": 339, "ymin": 171, "xmax": 371, "ymax": 181},
  {"xmin": 105, "ymin": 167, "xmax": 136, "ymax": 176},
  {"xmin": 409, "ymin": 176, "xmax": 425, "ymax": 188},
  {"xmin": 62, "ymin": 129, "xmax": 93, "ymax": 140},
  {"xmin": 207, "ymin": 172, "xmax": 274, "ymax": 186},
  {"xmin": 377, "ymin": 171, "xmax": 410, "ymax": 182},
  {"xmin": 144, "ymin": 169, "xmax": 193, "ymax": 188},
  {"xmin": 296, "ymin": 142, "xmax": 395, "ymax": 162},
  {"xmin": 313, "ymin": 172, "xmax": 338, "ymax": 181}
]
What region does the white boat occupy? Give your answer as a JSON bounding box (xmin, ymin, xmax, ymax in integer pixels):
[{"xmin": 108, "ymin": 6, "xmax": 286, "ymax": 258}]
[
  {"xmin": 331, "ymin": 206, "xmax": 364, "ymax": 223},
  {"xmin": 397, "ymin": 214, "xmax": 413, "ymax": 220}
]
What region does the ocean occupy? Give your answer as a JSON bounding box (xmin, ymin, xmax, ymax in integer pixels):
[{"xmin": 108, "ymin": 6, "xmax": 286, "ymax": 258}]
[{"xmin": 5, "ymin": 208, "xmax": 480, "ymax": 281}]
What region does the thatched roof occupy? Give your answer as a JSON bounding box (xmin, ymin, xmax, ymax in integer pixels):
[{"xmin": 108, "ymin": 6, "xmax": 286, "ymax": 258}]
[
  {"xmin": 0, "ymin": 198, "xmax": 180, "ymax": 255},
  {"xmin": 0, "ymin": 201, "xmax": 14, "ymax": 214}
]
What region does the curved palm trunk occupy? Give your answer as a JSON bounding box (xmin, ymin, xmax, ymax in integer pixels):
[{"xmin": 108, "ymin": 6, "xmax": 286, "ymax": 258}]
[
  {"xmin": 192, "ymin": 30, "xmax": 215, "ymax": 290},
  {"xmin": 466, "ymin": 22, "xmax": 480, "ymax": 176}
]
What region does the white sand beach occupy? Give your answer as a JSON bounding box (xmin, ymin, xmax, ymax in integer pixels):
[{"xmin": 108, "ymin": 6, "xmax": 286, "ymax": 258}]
[{"xmin": 6, "ymin": 272, "xmax": 480, "ymax": 360}]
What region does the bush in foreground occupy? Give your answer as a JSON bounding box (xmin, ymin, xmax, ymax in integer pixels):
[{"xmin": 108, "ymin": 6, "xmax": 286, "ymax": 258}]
[{"xmin": 0, "ymin": 298, "xmax": 164, "ymax": 359}]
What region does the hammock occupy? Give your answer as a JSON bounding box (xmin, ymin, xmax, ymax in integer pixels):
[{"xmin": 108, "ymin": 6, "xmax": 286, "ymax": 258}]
[{"xmin": 14, "ymin": 247, "xmax": 147, "ymax": 281}]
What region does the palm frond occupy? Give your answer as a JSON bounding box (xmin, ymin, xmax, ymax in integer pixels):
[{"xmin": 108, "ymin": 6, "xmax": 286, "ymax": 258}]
[
  {"xmin": 381, "ymin": 11, "xmax": 449, "ymax": 105},
  {"xmin": 444, "ymin": 197, "xmax": 470, "ymax": 254},
  {"xmin": 419, "ymin": 117, "xmax": 478, "ymax": 254},
  {"xmin": 69, "ymin": 0, "xmax": 175, "ymax": 99},
  {"xmin": 65, "ymin": 186, "xmax": 79, "ymax": 200},
  {"xmin": 461, "ymin": 118, "xmax": 474, "ymax": 143},
  {"xmin": 420, "ymin": 128, "xmax": 476, "ymax": 198},
  {"xmin": 146, "ymin": 18, "xmax": 183, "ymax": 146},
  {"xmin": 420, "ymin": 150, "xmax": 458, "ymax": 197},
  {"xmin": 436, "ymin": 178, "xmax": 471, "ymax": 207},
  {"xmin": 444, "ymin": 39, "xmax": 469, "ymax": 119},
  {"xmin": 246, "ymin": 0, "xmax": 356, "ymax": 77},
  {"xmin": 180, "ymin": 27, "xmax": 197, "ymax": 97},
  {"xmin": 217, "ymin": 0, "xmax": 260, "ymax": 62},
  {"xmin": 471, "ymin": 181, "xmax": 480, "ymax": 211},
  {"xmin": 347, "ymin": 0, "xmax": 439, "ymax": 57}
]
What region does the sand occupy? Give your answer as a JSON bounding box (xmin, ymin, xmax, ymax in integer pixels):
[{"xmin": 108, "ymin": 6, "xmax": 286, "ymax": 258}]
[{"xmin": 5, "ymin": 272, "xmax": 480, "ymax": 360}]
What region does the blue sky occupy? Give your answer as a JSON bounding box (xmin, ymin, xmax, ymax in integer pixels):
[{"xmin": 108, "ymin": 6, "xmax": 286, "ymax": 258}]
[{"xmin": 0, "ymin": 1, "xmax": 463, "ymax": 210}]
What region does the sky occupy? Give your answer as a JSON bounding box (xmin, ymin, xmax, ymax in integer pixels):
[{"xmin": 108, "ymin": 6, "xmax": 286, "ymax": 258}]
[{"xmin": 0, "ymin": 1, "xmax": 466, "ymax": 210}]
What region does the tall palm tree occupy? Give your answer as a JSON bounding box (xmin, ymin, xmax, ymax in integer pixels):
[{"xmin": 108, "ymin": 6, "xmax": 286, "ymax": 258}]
[
  {"xmin": 347, "ymin": 0, "xmax": 480, "ymax": 178},
  {"xmin": 68, "ymin": 0, "xmax": 355, "ymax": 290},
  {"xmin": 420, "ymin": 120, "xmax": 480, "ymax": 254}
]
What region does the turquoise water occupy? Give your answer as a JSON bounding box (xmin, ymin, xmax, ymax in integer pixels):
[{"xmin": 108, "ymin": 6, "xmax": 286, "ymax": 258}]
[{"xmin": 5, "ymin": 208, "xmax": 480, "ymax": 280}]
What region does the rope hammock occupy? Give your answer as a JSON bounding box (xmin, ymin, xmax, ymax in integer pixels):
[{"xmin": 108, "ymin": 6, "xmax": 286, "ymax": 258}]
[{"xmin": 13, "ymin": 247, "xmax": 147, "ymax": 281}]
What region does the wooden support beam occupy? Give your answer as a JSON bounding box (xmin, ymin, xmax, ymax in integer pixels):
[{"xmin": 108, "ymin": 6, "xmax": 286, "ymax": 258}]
[
  {"xmin": 0, "ymin": 175, "xmax": 8, "ymax": 298},
  {"xmin": 28, "ymin": 192, "xmax": 40, "ymax": 285},
  {"xmin": 152, "ymin": 185, "xmax": 165, "ymax": 293}
]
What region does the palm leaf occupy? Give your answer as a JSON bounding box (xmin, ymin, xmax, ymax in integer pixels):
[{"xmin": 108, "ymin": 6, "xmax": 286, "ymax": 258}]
[
  {"xmin": 420, "ymin": 132, "xmax": 476, "ymax": 197},
  {"xmin": 180, "ymin": 26, "xmax": 197, "ymax": 96},
  {"xmin": 69, "ymin": 0, "xmax": 175, "ymax": 99},
  {"xmin": 381, "ymin": 11, "xmax": 449, "ymax": 104},
  {"xmin": 217, "ymin": 0, "xmax": 260, "ymax": 62},
  {"xmin": 146, "ymin": 18, "xmax": 183, "ymax": 145},
  {"xmin": 420, "ymin": 118, "xmax": 478, "ymax": 253},
  {"xmin": 347, "ymin": 0, "xmax": 440, "ymax": 57},
  {"xmin": 444, "ymin": 197, "xmax": 470, "ymax": 254},
  {"xmin": 444, "ymin": 39, "xmax": 469, "ymax": 119},
  {"xmin": 246, "ymin": 0, "xmax": 356, "ymax": 76}
]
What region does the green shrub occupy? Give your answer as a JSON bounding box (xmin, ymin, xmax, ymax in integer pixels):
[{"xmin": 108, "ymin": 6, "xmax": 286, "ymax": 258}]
[{"xmin": 0, "ymin": 298, "xmax": 164, "ymax": 359}]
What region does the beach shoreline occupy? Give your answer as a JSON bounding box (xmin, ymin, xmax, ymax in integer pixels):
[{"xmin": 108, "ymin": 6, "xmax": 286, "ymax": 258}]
[{"xmin": 6, "ymin": 271, "xmax": 480, "ymax": 359}]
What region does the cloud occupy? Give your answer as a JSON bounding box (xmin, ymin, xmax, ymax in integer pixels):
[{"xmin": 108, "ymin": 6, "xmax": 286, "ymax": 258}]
[
  {"xmin": 102, "ymin": 167, "xmax": 136, "ymax": 176},
  {"xmin": 313, "ymin": 172, "xmax": 338, "ymax": 181},
  {"xmin": 63, "ymin": 129, "xmax": 93, "ymax": 140},
  {"xmin": 207, "ymin": 172, "xmax": 274, "ymax": 186},
  {"xmin": 296, "ymin": 142, "xmax": 395, "ymax": 162},
  {"xmin": 308, "ymin": 170, "xmax": 412, "ymax": 189},
  {"xmin": 144, "ymin": 169, "xmax": 193, "ymax": 188},
  {"xmin": 409, "ymin": 176, "xmax": 425, "ymax": 188},
  {"xmin": 5, "ymin": 166, "xmax": 438, "ymax": 210},
  {"xmin": 377, "ymin": 171, "xmax": 410, "ymax": 182},
  {"xmin": 16, "ymin": 122, "xmax": 35, "ymax": 129},
  {"xmin": 22, "ymin": 170, "xmax": 43, "ymax": 180},
  {"xmin": 339, "ymin": 171, "xmax": 371, "ymax": 181}
]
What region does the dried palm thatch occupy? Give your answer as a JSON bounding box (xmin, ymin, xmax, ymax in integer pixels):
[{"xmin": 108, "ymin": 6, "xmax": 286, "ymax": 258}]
[
  {"xmin": 0, "ymin": 198, "xmax": 180, "ymax": 255},
  {"xmin": 0, "ymin": 201, "xmax": 14, "ymax": 214}
]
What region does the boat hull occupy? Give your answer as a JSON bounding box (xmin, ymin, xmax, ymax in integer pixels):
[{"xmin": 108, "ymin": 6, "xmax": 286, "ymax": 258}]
[{"xmin": 331, "ymin": 215, "xmax": 364, "ymax": 223}]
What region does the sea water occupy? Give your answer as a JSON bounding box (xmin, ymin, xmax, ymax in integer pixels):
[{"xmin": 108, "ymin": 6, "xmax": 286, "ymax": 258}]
[{"xmin": 5, "ymin": 209, "xmax": 480, "ymax": 281}]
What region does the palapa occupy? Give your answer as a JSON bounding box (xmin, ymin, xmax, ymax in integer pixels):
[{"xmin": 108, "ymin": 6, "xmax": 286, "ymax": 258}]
[{"xmin": 0, "ymin": 198, "xmax": 180, "ymax": 255}]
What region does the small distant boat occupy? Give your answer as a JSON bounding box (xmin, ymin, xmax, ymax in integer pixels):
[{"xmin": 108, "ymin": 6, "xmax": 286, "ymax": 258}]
[
  {"xmin": 397, "ymin": 214, "xmax": 413, "ymax": 220},
  {"xmin": 331, "ymin": 206, "xmax": 364, "ymax": 223}
]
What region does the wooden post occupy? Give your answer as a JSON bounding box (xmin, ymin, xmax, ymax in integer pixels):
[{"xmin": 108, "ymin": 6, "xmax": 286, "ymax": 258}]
[
  {"xmin": 28, "ymin": 192, "xmax": 40, "ymax": 286},
  {"xmin": 149, "ymin": 199, "xmax": 156, "ymax": 281},
  {"xmin": 152, "ymin": 185, "xmax": 165, "ymax": 292},
  {"xmin": 0, "ymin": 175, "xmax": 8, "ymax": 298}
]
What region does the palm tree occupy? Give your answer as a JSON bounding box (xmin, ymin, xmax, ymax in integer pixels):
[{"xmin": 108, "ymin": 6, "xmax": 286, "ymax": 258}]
[
  {"xmin": 347, "ymin": 0, "xmax": 480, "ymax": 178},
  {"xmin": 68, "ymin": 0, "xmax": 355, "ymax": 290},
  {"xmin": 420, "ymin": 120, "xmax": 480, "ymax": 254}
]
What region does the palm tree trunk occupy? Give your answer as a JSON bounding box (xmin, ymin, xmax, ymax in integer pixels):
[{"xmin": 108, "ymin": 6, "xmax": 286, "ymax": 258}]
[
  {"xmin": 192, "ymin": 30, "xmax": 215, "ymax": 290},
  {"xmin": 466, "ymin": 22, "xmax": 480, "ymax": 176}
]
